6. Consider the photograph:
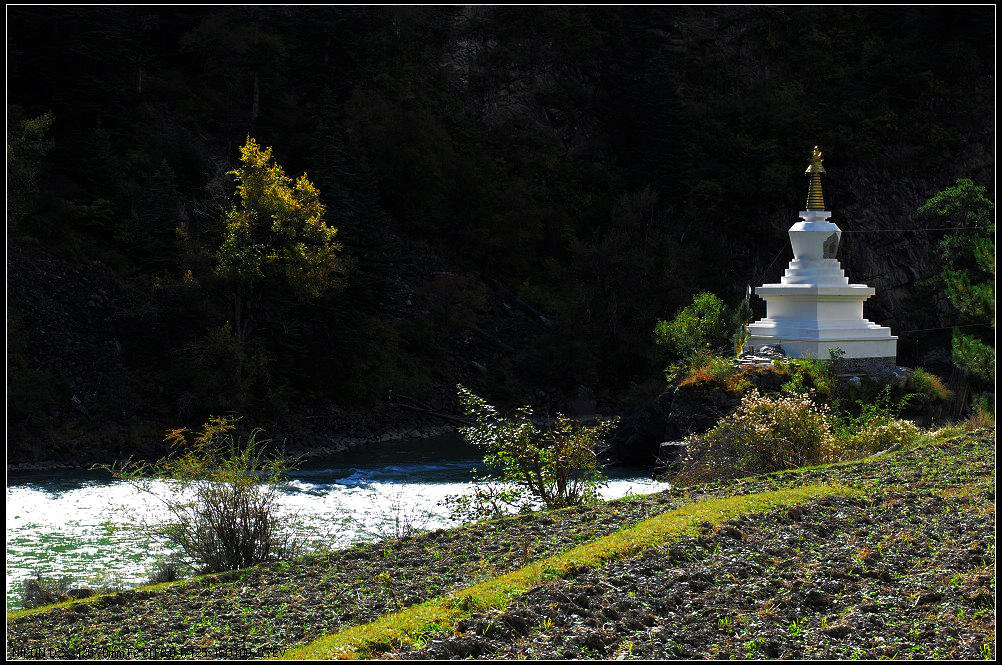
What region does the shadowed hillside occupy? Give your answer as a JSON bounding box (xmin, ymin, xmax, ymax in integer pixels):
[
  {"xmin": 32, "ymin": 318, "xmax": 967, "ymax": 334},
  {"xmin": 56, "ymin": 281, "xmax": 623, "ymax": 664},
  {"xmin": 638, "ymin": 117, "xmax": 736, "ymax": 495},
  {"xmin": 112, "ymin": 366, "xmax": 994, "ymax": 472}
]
[{"xmin": 6, "ymin": 6, "xmax": 993, "ymax": 463}]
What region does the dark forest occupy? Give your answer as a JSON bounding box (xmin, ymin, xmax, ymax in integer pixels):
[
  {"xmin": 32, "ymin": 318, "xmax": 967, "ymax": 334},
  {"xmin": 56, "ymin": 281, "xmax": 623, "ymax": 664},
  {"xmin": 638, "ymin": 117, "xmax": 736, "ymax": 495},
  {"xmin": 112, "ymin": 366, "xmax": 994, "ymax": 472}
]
[{"xmin": 7, "ymin": 6, "xmax": 994, "ymax": 464}]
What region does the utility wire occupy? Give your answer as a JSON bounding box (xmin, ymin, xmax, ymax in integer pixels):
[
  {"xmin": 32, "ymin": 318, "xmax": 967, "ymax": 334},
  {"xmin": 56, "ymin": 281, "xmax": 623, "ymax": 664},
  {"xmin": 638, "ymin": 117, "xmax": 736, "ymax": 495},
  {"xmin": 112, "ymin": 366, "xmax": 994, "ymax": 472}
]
[
  {"xmin": 841, "ymin": 226, "xmax": 989, "ymax": 232},
  {"xmin": 756, "ymin": 223, "xmax": 990, "ymax": 289},
  {"xmin": 897, "ymin": 323, "xmax": 994, "ymax": 334},
  {"xmin": 759, "ymin": 244, "xmax": 789, "ymax": 279}
]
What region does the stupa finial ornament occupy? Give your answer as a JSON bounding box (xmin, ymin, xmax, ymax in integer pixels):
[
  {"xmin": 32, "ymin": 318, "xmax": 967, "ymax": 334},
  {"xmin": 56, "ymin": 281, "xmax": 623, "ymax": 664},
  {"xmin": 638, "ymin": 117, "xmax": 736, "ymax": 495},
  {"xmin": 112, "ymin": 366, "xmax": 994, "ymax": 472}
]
[{"xmin": 805, "ymin": 145, "xmax": 826, "ymax": 210}]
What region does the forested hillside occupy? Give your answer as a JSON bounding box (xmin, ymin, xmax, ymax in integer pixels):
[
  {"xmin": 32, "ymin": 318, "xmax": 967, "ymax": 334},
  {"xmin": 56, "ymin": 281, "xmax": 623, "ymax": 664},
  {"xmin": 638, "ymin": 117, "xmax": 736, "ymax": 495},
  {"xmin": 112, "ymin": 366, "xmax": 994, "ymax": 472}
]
[{"xmin": 6, "ymin": 6, "xmax": 994, "ymax": 463}]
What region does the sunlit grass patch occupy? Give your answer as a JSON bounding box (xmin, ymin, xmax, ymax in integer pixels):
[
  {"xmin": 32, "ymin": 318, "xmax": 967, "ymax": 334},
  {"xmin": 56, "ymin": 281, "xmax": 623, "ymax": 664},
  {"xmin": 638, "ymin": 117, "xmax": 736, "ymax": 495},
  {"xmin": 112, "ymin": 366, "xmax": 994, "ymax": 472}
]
[{"xmin": 5, "ymin": 566, "xmax": 260, "ymax": 621}]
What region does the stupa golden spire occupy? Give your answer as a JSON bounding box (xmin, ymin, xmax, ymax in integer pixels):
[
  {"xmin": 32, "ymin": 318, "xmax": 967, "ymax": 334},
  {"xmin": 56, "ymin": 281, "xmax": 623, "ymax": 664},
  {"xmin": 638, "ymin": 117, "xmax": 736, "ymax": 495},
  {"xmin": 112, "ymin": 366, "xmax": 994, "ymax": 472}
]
[{"xmin": 805, "ymin": 145, "xmax": 826, "ymax": 210}]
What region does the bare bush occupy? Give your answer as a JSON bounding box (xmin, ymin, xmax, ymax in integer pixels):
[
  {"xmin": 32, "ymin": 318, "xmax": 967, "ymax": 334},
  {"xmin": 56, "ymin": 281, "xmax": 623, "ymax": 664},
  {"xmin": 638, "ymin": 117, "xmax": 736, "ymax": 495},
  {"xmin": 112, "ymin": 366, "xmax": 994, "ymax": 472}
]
[
  {"xmin": 351, "ymin": 490, "xmax": 434, "ymax": 542},
  {"xmin": 18, "ymin": 573, "xmax": 74, "ymax": 609},
  {"xmin": 145, "ymin": 559, "xmax": 187, "ymax": 585},
  {"xmin": 104, "ymin": 416, "xmax": 301, "ymax": 574}
]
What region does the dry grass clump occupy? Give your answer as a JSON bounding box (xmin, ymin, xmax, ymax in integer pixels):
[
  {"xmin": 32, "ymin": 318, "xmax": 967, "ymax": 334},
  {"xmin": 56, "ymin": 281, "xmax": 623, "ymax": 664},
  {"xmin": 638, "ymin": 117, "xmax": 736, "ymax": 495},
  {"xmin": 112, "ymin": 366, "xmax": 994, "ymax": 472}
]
[
  {"xmin": 676, "ymin": 354, "xmax": 790, "ymax": 396},
  {"xmin": 966, "ymin": 395, "xmax": 995, "ymax": 429},
  {"xmin": 677, "ymin": 352, "xmax": 735, "ymax": 389},
  {"xmin": 846, "ymin": 419, "xmax": 922, "ymax": 455},
  {"xmin": 906, "ymin": 368, "xmax": 953, "ymax": 402},
  {"xmin": 676, "ymin": 389, "xmax": 838, "ymax": 485},
  {"xmin": 675, "ymin": 386, "xmax": 929, "ymax": 485}
]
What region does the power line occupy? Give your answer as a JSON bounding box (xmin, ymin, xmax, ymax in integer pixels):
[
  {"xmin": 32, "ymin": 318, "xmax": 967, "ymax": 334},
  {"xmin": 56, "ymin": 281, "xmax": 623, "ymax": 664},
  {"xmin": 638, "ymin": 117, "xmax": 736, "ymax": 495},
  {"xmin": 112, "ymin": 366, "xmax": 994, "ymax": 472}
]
[
  {"xmin": 759, "ymin": 244, "xmax": 788, "ymax": 277},
  {"xmin": 897, "ymin": 323, "xmax": 994, "ymax": 334},
  {"xmin": 841, "ymin": 226, "xmax": 989, "ymax": 232},
  {"xmin": 756, "ymin": 223, "xmax": 991, "ymax": 283}
]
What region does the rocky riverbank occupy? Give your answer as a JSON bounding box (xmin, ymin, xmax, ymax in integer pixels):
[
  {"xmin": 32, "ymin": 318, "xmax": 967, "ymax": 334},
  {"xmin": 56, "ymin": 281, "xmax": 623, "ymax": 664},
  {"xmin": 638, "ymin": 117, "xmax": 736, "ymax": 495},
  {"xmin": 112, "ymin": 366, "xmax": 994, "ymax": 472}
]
[
  {"xmin": 6, "ymin": 425, "xmax": 993, "ymax": 660},
  {"xmin": 5, "ymin": 420, "xmax": 459, "ymax": 473}
]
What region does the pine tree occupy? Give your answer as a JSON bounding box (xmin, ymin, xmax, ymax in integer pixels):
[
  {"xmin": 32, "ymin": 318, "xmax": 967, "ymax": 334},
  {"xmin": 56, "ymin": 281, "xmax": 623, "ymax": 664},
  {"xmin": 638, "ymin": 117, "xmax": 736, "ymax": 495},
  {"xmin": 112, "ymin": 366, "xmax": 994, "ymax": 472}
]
[{"xmin": 919, "ymin": 179, "xmax": 995, "ymax": 383}]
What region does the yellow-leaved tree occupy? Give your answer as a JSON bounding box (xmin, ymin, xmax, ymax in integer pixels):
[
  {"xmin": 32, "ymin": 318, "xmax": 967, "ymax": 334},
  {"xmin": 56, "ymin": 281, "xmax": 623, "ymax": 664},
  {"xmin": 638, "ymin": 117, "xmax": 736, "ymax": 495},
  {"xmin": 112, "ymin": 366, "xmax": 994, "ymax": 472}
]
[{"xmin": 216, "ymin": 136, "xmax": 346, "ymax": 344}]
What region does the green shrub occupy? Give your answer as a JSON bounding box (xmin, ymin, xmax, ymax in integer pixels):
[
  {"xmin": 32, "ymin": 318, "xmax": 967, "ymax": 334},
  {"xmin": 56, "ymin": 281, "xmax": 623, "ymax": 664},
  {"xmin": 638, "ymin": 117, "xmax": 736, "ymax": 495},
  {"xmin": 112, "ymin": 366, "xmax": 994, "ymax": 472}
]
[
  {"xmin": 775, "ymin": 348, "xmax": 844, "ymax": 402},
  {"xmin": 655, "ymin": 291, "xmax": 763, "ymax": 383},
  {"xmin": 654, "ymin": 292, "xmax": 731, "ymax": 358},
  {"xmin": 7, "ymin": 108, "xmax": 55, "ymax": 233},
  {"xmin": 952, "ymin": 329, "xmax": 994, "ymax": 383},
  {"xmin": 216, "ymin": 137, "xmax": 346, "ymax": 301},
  {"xmin": 655, "ymin": 292, "xmax": 734, "ymax": 382},
  {"xmin": 675, "ymin": 389, "xmax": 837, "ymax": 485},
  {"xmin": 450, "ymin": 385, "xmax": 618, "ymax": 519},
  {"xmin": 831, "ymin": 385, "xmax": 914, "ymax": 439},
  {"xmin": 919, "ymin": 179, "xmax": 995, "ymax": 384}
]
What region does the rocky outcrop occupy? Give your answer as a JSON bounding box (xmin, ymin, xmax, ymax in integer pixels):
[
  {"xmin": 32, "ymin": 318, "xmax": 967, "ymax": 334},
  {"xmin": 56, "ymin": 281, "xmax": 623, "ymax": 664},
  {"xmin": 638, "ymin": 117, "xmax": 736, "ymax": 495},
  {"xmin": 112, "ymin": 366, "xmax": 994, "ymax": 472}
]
[
  {"xmin": 602, "ymin": 390, "xmax": 675, "ymax": 465},
  {"xmin": 605, "ymin": 365, "xmax": 793, "ymax": 467},
  {"xmin": 604, "ymin": 381, "xmax": 743, "ymax": 467}
]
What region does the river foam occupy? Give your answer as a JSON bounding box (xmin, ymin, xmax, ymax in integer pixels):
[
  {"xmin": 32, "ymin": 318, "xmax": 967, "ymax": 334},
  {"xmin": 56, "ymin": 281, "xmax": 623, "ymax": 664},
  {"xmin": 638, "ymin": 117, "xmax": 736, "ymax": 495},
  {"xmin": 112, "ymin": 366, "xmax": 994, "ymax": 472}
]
[{"xmin": 6, "ymin": 435, "xmax": 666, "ymax": 609}]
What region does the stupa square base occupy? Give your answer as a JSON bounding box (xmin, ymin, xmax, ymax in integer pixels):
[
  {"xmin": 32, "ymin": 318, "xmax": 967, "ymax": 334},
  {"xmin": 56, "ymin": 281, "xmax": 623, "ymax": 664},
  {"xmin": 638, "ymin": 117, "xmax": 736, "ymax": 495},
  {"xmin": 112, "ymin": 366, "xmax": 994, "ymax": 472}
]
[{"xmin": 746, "ymin": 336, "xmax": 897, "ymax": 360}]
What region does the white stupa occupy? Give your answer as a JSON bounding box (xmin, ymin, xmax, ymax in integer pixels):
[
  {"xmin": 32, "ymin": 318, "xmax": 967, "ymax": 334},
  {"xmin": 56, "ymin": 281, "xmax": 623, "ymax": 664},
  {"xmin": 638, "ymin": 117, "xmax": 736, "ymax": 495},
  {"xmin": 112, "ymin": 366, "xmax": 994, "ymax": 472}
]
[{"xmin": 746, "ymin": 147, "xmax": 897, "ymax": 360}]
